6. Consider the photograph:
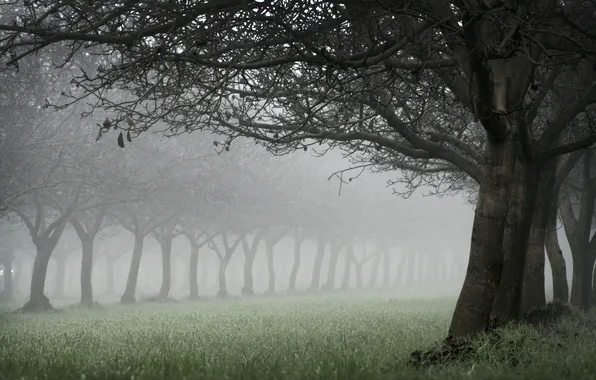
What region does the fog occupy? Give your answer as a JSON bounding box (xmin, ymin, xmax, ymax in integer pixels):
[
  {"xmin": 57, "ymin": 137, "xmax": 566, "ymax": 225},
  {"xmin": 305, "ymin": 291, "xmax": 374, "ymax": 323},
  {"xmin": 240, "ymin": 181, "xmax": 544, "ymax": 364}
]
[{"xmin": 2, "ymin": 138, "xmax": 479, "ymax": 302}]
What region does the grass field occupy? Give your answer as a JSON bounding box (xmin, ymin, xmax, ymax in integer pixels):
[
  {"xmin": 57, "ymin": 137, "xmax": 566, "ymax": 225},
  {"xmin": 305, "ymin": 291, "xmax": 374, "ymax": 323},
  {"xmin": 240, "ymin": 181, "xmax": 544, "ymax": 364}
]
[{"xmin": 1, "ymin": 293, "xmax": 596, "ymax": 380}]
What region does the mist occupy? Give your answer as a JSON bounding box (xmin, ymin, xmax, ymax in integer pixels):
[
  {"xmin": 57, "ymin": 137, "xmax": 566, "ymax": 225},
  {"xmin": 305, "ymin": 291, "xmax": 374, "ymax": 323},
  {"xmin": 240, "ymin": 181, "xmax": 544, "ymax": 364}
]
[{"xmin": 2, "ymin": 1, "xmax": 596, "ymax": 379}]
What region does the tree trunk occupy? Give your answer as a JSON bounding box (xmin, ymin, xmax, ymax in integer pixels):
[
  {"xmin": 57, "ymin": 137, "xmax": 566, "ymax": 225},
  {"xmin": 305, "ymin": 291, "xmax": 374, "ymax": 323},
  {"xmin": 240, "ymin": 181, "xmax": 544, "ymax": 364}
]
[
  {"xmin": 217, "ymin": 255, "xmax": 231, "ymax": 298},
  {"xmin": 323, "ymin": 241, "xmax": 341, "ymax": 291},
  {"xmin": 581, "ymin": 252, "xmax": 595, "ymax": 310},
  {"xmin": 1, "ymin": 254, "xmax": 14, "ymax": 300},
  {"xmin": 23, "ymin": 243, "xmax": 54, "ymax": 311},
  {"xmin": 521, "ymin": 159, "xmax": 554, "ymax": 312},
  {"xmin": 448, "ymin": 135, "xmax": 517, "ymax": 339},
  {"xmin": 288, "ymin": 235, "xmax": 303, "ymax": 292},
  {"xmin": 309, "ymin": 237, "xmax": 325, "ymax": 290},
  {"xmin": 188, "ymin": 241, "xmax": 200, "ymax": 300},
  {"xmin": 158, "ymin": 237, "xmax": 173, "ymax": 300},
  {"xmin": 523, "ymin": 221, "xmax": 546, "ymax": 312},
  {"xmin": 592, "ymin": 263, "xmax": 596, "ymax": 305},
  {"xmin": 492, "ymin": 159, "xmax": 539, "ymax": 322},
  {"xmin": 265, "ymin": 242, "xmax": 275, "ymax": 293},
  {"xmin": 242, "ymin": 251, "xmax": 256, "ymax": 296},
  {"xmin": 80, "ymin": 238, "xmax": 94, "ymax": 307},
  {"xmin": 121, "ymin": 233, "xmax": 144, "ymax": 304},
  {"xmin": 367, "ymin": 250, "xmax": 382, "ymax": 289},
  {"xmin": 545, "ymin": 208, "xmax": 569, "ymax": 303}
]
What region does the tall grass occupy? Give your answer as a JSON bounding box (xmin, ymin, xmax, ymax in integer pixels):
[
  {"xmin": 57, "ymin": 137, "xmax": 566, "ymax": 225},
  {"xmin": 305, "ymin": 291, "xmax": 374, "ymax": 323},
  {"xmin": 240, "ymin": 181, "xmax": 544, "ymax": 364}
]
[{"xmin": 1, "ymin": 294, "xmax": 595, "ymax": 379}]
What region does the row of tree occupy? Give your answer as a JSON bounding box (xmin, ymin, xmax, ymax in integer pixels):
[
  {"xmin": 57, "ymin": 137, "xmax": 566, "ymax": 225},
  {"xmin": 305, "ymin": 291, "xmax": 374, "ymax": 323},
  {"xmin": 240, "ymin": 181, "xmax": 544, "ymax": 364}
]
[{"xmin": 2, "ymin": 0, "xmax": 596, "ymax": 341}]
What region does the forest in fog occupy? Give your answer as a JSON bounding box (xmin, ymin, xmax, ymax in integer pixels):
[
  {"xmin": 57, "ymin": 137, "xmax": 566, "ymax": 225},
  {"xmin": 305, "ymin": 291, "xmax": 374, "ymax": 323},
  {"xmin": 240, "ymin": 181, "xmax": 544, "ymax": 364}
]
[{"xmin": 2, "ymin": 1, "xmax": 596, "ymax": 379}]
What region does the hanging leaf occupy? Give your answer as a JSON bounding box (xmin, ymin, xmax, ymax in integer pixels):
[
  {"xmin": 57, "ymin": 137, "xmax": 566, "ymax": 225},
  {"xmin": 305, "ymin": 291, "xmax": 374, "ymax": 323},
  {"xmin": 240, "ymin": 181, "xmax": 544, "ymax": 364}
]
[
  {"xmin": 126, "ymin": 130, "xmax": 132, "ymax": 142},
  {"xmin": 95, "ymin": 128, "xmax": 103, "ymax": 142},
  {"xmin": 126, "ymin": 117, "xmax": 135, "ymax": 128},
  {"xmin": 117, "ymin": 132, "xmax": 125, "ymax": 148},
  {"xmin": 103, "ymin": 118, "xmax": 111, "ymax": 131},
  {"xmin": 213, "ymin": 141, "xmax": 219, "ymax": 147}
]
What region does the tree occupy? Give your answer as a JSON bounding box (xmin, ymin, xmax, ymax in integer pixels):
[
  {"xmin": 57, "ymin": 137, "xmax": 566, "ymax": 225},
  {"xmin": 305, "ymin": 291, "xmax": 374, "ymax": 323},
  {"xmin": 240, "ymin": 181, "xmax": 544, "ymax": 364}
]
[{"xmin": 3, "ymin": 0, "xmax": 596, "ymax": 338}]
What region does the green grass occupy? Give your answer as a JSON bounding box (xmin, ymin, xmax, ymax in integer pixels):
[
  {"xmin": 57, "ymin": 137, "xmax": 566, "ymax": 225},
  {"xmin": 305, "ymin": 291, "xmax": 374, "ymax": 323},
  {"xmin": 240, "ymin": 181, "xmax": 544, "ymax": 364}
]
[{"xmin": 1, "ymin": 293, "xmax": 596, "ymax": 379}]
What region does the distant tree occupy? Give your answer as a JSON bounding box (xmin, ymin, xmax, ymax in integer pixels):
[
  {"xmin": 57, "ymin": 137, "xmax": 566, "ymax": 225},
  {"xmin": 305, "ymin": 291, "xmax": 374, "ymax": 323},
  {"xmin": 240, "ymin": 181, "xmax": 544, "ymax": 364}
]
[{"xmin": 4, "ymin": 0, "xmax": 596, "ymax": 338}]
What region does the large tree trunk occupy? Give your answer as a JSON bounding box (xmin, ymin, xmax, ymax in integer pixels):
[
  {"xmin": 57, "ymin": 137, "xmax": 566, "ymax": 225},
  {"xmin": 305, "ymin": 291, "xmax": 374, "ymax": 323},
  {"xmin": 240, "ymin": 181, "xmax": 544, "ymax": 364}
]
[
  {"xmin": 323, "ymin": 241, "xmax": 341, "ymax": 291},
  {"xmin": 448, "ymin": 135, "xmax": 517, "ymax": 339},
  {"xmin": 565, "ymin": 151, "xmax": 596, "ymax": 309},
  {"xmin": 1, "ymin": 253, "xmax": 14, "ymax": 301},
  {"xmin": 188, "ymin": 241, "xmax": 200, "ymax": 300},
  {"xmin": 492, "ymin": 159, "xmax": 539, "ymax": 322},
  {"xmin": 581, "ymin": 251, "xmax": 596, "ymax": 310},
  {"xmin": 80, "ymin": 238, "xmax": 94, "ymax": 307},
  {"xmin": 523, "ymin": 220, "xmax": 546, "ymax": 312},
  {"xmin": 23, "ymin": 241, "xmax": 54, "ymax": 311},
  {"xmin": 288, "ymin": 235, "xmax": 303, "ymax": 292},
  {"xmin": 158, "ymin": 237, "xmax": 173, "ymax": 300},
  {"xmin": 121, "ymin": 233, "xmax": 144, "ymax": 304},
  {"xmin": 309, "ymin": 237, "xmax": 326, "ymax": 291},
  {"xmin": 521, "ymin": 159, "xmax": 555, "ymax": 312}
]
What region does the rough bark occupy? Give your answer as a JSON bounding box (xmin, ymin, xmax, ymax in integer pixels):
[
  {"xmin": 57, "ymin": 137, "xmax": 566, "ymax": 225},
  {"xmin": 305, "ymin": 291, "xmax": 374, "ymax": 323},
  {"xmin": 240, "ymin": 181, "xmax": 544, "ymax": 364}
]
[
  {"xmin": 309, "ymin": 237, "xmax": 326, "ymax": 290},
  {"xmin": 523, "ymin": 222, "xmax": 547, "ymax": 311},
  {"xmin": 581, "ymin": 251, "xmax": 596, "ymax": 310},
  {"xmin": 158, "ymin": 237, "xmax": 173, "ymax": 300},
  {"xmin": 562, "ymin": 151, "xmax": 596, "ymax": 309},
  {"xmin": 522, "ymin": 159, "xmax": 556, "ymax": 312},
  {"xmin": 448, "ymin": 133, "xmax": 517, "ymax": 339},
  {"xmin": 120, "ymin": 233, "xmax": 144, "ymax": 304},
  {"xmin": 288, "ymin": 232, "xmax": 303, "ymax": 292},
  {"xmin": 80, "ymin": 238, "xmax": 94, "ymax": 307},
  {"xmin": 492, "ymin": 158, "xmax": 539, "ymax": 322}
]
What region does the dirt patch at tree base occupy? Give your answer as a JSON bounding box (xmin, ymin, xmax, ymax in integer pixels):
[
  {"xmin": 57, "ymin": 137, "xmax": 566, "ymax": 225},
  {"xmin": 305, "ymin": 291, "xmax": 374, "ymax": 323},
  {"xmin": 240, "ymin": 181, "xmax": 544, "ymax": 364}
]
[
  {"xmin": 406, "ymin": 302, "xmax": 573, "ymax": 369},
  {"xmin": 15, "ymin": 295, "xmax": 61, "ymax": 313}
]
